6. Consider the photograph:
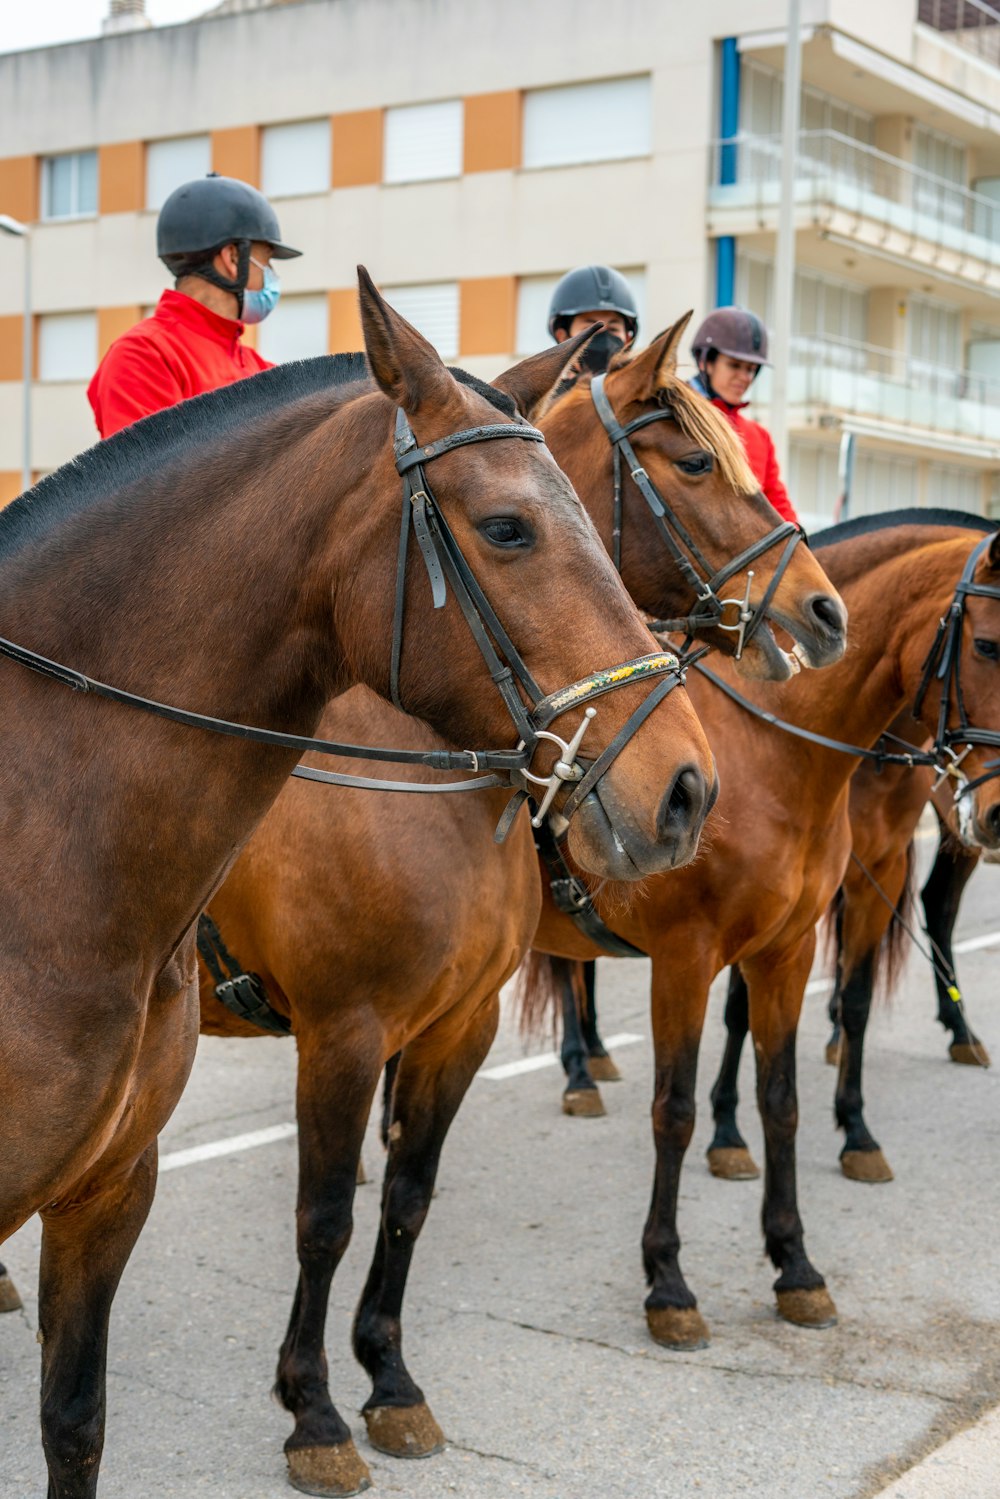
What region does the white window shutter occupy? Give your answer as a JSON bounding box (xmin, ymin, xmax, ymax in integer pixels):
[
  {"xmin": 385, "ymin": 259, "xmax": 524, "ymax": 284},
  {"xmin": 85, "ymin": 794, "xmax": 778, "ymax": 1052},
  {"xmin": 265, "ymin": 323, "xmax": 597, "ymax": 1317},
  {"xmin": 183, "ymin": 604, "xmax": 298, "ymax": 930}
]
[
  {"xmin": 381, "ymin": 283, "xmax": 459, "ymax": 361},
  {"xmin": 38, "ymin": 313, "xmax": 97, "ymax": 382},
  {"xmin": 146, "ymin": 136, "xmax": 212, "ymax": 211},
  {"xmin": 522, "ymin": 77, "xmax": 651, "ymax": 170},
  {"xmin": 261, "ymin": 120, "xmax": 331, "ymax": 198},
  {"xmin": 257, "ymin": 294, "xmax": 329, "ymax": 363},
  {"xmin": 383, "ymin": 101, "xmax": 463, "ymax": 184}
]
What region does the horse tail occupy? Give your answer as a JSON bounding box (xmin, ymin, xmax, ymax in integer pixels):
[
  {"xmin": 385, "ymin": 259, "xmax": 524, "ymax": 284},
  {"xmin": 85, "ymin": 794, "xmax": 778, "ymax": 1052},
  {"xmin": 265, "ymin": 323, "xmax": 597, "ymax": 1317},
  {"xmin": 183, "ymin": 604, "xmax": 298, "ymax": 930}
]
[
  {"xmin": 874, "ymin": 839, "xmax": 917, "ymax": 998},
  {"xmin": 515, "ymin": 953, "xmax": 584, "ymax": 1042}
]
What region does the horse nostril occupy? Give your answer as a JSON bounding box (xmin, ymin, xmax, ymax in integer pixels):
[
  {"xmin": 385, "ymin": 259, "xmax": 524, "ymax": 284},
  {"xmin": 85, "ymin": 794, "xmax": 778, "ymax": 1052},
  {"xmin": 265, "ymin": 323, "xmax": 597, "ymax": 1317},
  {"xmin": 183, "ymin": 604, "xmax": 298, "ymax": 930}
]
[
  {"xmin": 659, "ymin": 763, "xmax": 708, "ymax": 840},
  {"xmin": 808, "ymin": 594, "xmax": 846, "ymax": 637},
  {"xmin": 988, "ymin": 803, "xmax": 1000, "ymax": 842}
]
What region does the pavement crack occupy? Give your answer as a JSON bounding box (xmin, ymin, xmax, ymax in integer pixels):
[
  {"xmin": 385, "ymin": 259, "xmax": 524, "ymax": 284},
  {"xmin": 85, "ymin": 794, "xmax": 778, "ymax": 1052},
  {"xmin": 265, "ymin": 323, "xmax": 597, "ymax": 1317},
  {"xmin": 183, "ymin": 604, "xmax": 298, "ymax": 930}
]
[
  {"xmin": 107, "ymin": 1364, "xmax": 204, "ymax": 1407},
  {"xmin": 445, "ymin": 1439, "xmax": 555, "ymax": 1477}
]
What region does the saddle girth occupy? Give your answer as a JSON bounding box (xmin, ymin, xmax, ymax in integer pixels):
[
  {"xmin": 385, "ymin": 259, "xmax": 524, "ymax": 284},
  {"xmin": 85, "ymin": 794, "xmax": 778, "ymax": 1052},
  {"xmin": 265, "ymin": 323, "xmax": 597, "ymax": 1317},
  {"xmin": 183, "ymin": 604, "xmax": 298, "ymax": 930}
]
[{"xmin": 196, "ymin": 913, "xmax": 292, "ymax": 1036}]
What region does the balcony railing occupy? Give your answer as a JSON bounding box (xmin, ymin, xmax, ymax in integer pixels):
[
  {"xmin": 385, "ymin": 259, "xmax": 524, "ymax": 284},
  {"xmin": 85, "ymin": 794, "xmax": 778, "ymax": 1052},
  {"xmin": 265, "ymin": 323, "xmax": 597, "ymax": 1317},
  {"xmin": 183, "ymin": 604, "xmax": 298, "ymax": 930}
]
[
  {"xmin": 709, "ymin": 130, "xmax": 1000, "ymax": 266},
  {"xmin": 919, "ymin": 0, "xmax": 1000, "ymax": 67},
  {"xmin": 752, "ymin": 334, "xmax": 1000, "ymax": 443}
]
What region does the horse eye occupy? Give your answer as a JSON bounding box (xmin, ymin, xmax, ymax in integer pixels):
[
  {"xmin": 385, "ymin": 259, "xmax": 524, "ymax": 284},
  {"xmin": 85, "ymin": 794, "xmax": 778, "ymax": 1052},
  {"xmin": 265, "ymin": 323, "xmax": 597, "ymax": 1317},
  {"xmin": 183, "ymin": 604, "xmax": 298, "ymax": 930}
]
[
  {"xmin": 974, "ymin": 638, "xmax": 999, "ymax": 662},
  {"xmin": 482, "ymin": 517, "xmax": 529, "ymax": 548},
  {"xmin": 676, "ymin": 453, "xmax": 713, "ymax": 476}
]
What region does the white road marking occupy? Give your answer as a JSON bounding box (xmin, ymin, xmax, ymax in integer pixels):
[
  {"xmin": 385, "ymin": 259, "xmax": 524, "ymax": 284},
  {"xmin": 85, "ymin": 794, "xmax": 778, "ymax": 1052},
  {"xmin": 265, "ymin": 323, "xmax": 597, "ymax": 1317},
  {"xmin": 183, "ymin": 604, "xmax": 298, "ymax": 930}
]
[
  {"xmin": 478, "ymin": 1032, "xmax": 644, "ymax": 1081},
  {"xmin": 954, "ymin": 927, "xmax": 1000, "ymax": 955},
  {"xmin": 159, "ymin": 1121, "xmax": 297, "ymax": 1173}
]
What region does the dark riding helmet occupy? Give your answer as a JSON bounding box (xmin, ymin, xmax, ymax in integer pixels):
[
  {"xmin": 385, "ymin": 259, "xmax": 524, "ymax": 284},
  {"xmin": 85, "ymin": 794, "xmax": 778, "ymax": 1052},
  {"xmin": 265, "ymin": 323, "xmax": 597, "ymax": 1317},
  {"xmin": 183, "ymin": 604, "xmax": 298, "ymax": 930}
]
[
  {"xmin": 157, "ymin": 173, "xmax": 301, "ymax": 310},
  {"xmin": 548, "ymin": 265, "xmax": 639, "ymax": 341},
  {"xmin": 690, "ymin": 306, "xmax": 770, "ymax": 368}
]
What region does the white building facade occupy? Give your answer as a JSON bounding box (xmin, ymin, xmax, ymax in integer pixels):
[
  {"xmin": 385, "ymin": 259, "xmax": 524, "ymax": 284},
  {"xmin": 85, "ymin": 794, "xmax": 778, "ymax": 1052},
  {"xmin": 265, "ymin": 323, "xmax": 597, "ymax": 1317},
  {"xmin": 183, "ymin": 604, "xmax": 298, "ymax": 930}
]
[{"xmin": 2, "ymin": 0, "xmax": 1000, "ymax": 526}]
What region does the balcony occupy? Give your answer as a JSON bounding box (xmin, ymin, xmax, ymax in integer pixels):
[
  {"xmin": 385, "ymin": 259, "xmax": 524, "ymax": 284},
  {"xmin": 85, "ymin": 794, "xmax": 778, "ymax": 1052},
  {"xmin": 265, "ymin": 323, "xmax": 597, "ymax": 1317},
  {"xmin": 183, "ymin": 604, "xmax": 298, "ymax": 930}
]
[
  {"xmin": 918, "ymin": 0, "xmax": 1000, "ymax": 68},
  {"xmin": 751, "ymin": 334, "xmax": 1000, "ymax": 452},
  {"xmin": 708, "ymin": 130, "xmax": 1000, "ymax": 296}
]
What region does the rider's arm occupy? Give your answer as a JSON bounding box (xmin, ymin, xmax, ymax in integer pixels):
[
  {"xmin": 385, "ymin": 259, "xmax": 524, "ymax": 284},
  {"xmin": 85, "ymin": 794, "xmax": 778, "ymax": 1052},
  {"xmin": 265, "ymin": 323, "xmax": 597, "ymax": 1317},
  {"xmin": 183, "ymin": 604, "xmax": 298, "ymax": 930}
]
[{"xmin": 88, "ymin": 338, "xmax": 187, "ymax": 439}]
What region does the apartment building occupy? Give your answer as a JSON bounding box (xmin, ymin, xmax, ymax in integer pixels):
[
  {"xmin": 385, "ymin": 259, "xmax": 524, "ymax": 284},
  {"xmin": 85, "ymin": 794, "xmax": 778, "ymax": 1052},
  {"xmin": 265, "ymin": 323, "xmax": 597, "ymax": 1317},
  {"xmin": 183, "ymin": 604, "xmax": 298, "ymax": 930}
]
[{"xmin": 2, "ymin": 0, "xmax": 1000, "ymax": 527}]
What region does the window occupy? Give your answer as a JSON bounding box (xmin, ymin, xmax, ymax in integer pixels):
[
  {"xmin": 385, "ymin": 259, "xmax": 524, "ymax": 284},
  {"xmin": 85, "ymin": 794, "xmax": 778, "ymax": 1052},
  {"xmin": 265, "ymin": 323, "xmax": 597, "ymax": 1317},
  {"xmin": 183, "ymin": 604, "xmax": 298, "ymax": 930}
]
[
  {"xmin": 515, "ymin": 268, "xmax": 647, "ymax": 356},
  {"xmin": 735, "ymin": 253, "xmax": 867, "ymax": 368},
  {"xmin": 787, "ymin": 440, "xmax": 841, "ymax": 530},
  {"xmin": 381, "ymin": 282, "xmax": 458, "ymax": 360},
  {"xmin": 257, "ymin": 294, "xmax": 329, "ymax": 363},
  {"xmin": 522, "ymin": 76, "xmax": 651, "ymax": 170},
  {"xmin": 738, "ymin": 62, "xmax": 874, "ymax": 187},
  {"xmin": 383, "ymin": 101, "xmax": 463, "ymax": 184},
  {"xmin": 41, "ymin": 151, "xmax": 97, "ymax": 221},
  {"xmin": 908, "ymin": 295, "xmax": 962, "ymax": 381},
  {"xmin": 38, "ymin": 312, "xmax": 97, "ymax": 382},
  {"xmin": 261, "ymin": 120, "xmax": 331, "ymax": 198},
  {"xmin": 927, "ymin": 463, "xmax": 983, "ymax": 513},
  {"xmin": 145, "ymin": 135, "xmax": 211, "ymax": 211},
  {"xmin": 913, "ymin": 124, "xmax": 967, "ymax": 229}
]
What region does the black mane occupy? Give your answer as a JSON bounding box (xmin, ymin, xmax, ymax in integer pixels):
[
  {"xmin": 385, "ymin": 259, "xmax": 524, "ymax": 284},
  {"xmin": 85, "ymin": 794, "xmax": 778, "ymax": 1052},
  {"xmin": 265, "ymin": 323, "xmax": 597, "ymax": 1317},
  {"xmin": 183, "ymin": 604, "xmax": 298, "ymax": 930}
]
[
  {"xmin": 0, "ymin": 353, "xmax": 515, "ymax": 562},
  {"xmin": 812, "ymin": 507, "xmax": 996, "ymax": 550}
]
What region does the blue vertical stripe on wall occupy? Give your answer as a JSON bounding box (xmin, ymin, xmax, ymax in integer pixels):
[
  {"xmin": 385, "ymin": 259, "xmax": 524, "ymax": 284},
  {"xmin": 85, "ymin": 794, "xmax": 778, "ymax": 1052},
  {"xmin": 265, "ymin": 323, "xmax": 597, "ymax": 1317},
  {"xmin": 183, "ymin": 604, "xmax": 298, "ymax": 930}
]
[{"xmin": 716, "ymin": 36, "xmax": 740, "ymax": 307}]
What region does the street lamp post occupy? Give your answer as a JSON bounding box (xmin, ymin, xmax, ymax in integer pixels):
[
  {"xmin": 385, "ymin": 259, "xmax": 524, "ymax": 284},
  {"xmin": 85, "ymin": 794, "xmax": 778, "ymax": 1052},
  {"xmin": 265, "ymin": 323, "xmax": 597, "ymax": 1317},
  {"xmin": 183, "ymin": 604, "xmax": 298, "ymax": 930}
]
[{"xmin": 0, "ymin": 214, "xmax": 32, "ymax": 495}]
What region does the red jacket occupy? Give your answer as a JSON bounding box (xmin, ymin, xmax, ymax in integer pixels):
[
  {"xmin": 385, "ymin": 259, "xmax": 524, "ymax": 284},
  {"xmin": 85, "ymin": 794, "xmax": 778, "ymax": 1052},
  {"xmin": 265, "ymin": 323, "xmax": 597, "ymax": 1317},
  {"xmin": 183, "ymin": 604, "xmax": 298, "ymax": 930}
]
[
  {"xmin": 708, "ymin": 395, "xmax": 799, "ymax": 526},
  {"xmin": 88, "ymin": 289, "xmax": 273, "ymax": 439}
]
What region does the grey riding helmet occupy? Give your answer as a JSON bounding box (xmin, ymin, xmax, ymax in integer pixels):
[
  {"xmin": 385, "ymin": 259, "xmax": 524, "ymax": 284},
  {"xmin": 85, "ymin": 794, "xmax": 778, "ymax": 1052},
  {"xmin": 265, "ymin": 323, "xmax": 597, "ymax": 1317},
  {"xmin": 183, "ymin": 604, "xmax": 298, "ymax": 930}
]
[
  {"xmin": 548, "ymin": 265, "xmax": 639, "ymax": 340},
  {"xmin": 157, "ymin": 173, "xmax": 301, "ymax": 288},
  {"xmin": 690, "ymin": 306, "xmax": 770, "ymax": 367}
]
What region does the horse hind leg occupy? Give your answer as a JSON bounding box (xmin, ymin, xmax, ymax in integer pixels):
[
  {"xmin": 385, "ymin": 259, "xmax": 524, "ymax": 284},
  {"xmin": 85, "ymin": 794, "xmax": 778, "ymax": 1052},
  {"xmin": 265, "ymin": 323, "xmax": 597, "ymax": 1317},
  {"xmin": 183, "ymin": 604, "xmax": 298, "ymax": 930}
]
[
  {"xmin": 559, "ymin": 962, "xmax": 605, "ymax": 1117},
  {"xmin": 0, "ymin": 1258, "xmax": 23, "ymax": 1312},
  {"xmin": 579, "ymin": 961, "xmax": 621, "ymax": 1082},
  {"xmin": 706, "ymin": 967, "xmax": 760, "ymax": 1180},
  {"xmin": 834, "ymin": 953, "xmax": 894, "ymax": 1184},
  {"xmin": 922, "ymin": 830, "xmax": 989, "ymax": 1066},
  {"xmin": 276, "ymin": 1031, "xmax": 383, "ymax": 1498},
  {"xmin": 36, "ymin": 1146, "xmax": 158, "ymax": 1499},
  {"xmin": 353, "ymin": 995, "xmax": 500, "ymax": 1459}
]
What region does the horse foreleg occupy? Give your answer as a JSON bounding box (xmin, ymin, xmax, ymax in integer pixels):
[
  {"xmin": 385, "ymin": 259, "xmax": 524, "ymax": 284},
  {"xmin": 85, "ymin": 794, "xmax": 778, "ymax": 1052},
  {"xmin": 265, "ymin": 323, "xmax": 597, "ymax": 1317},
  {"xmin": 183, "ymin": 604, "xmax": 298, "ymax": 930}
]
[
  {"xmin": 743, "ymin": 935, "xmax": 837, "ymax": 1331},
  {"xmin": 275, "ymin": 1024, "xmax": 382, "ymax": 1499},
  {"xmin": 642, "ymin": 955, "xmax": 713, "ymax": 1351},
  {"xmin": 824, "ymin": 900, "xmax": 845, "ymax": 1066},
  {"xmin": 706, "ymin": 967, "xmax": 760, "ymax": 1180},
  {"xmin": 922, "ymin": 828, "xmax": 988, "ymax": 1065},
  {"xmin": 0, "ymin": 1257, "xmax": 23, "ymax": 1313},
  {"xmin": 353, "ymin": 993, "xmax": 500, "ymax": 1460},
  {"xmin": 560, "ymin": 962, "xmax": 604, "ymax": 1117},
  {"xmin": 36, "ymin": 1146, "xmax": 157, "ymax": 1499}
]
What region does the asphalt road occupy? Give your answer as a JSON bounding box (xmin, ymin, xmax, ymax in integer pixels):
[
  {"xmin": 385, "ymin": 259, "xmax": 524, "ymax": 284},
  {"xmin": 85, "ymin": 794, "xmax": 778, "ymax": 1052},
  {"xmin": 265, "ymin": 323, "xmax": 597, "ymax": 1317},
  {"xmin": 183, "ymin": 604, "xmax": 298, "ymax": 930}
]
[{"xmin": 2, "ymin": 829, "xmax": 999, "ymax": 1499}]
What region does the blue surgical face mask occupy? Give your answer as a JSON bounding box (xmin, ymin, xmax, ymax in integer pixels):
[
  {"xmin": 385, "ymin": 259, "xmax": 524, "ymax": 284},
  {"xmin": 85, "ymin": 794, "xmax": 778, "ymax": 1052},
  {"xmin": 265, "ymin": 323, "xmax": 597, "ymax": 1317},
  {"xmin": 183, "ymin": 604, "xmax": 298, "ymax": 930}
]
[{"xmin": 241, "ymin": 257, "xmax": 281, "ymax": 325}]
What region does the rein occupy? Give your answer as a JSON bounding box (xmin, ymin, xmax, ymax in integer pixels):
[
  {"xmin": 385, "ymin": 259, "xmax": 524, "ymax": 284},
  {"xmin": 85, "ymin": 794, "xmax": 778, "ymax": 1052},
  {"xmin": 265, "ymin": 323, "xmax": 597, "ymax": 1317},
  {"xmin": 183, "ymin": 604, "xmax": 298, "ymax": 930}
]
[
  {"xmin": 0, "ymin": 404, "xmax": 687, "ymax": 841},
  {"xmin": 590, "ymin": 373, "xmax": 802, "ymax": 656}
]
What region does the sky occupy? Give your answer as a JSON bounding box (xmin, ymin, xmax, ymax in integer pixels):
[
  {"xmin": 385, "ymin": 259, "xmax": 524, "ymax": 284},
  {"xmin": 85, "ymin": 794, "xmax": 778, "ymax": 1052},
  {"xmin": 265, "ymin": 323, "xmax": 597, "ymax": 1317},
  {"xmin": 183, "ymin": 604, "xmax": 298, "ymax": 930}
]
[{"xmin": 1, "ymin": 1, "xmax": 212, "ymax": 54}]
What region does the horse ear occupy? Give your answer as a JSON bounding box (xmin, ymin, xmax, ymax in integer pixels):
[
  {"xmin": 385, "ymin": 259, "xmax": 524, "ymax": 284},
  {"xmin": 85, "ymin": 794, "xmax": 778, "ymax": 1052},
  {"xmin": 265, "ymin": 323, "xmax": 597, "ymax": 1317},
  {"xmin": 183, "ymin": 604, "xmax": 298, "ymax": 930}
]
[
  {"xmin": 610, "ymin": 311, "xmax": 694, "ymax": 403},
  {"xmin": 491, "ymin": 325, "xmax": 601, "ymax": 421},
  {"xmin": 357, "ymin": 266, "xmax": 454, "ymax": 414},
  {"xmin": 988, "ymin": 530, "xmax": 1000, "ymax": 572}
]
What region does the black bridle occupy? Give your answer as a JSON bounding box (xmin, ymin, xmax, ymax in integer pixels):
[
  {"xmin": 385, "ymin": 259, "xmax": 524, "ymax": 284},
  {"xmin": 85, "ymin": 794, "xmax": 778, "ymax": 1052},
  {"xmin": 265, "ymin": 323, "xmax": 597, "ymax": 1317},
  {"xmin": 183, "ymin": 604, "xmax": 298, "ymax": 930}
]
[
  {"xmin": 590, "ymin": 372, "xmax": 803, "ymax": 657},
  {"xmin": 0, "ymin": 405, "xmax": 687, "ymax": 841}
]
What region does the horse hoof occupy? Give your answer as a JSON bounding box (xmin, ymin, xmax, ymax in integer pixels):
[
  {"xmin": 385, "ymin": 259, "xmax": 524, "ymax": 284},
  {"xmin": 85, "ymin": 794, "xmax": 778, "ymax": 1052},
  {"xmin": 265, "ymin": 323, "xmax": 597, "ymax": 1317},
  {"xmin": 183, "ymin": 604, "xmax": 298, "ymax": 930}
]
[
  {"xmin": 356, "ymin": 1157, "xmax": 367, "ymax": 1187},
  {"xmin": 646, "ymin": 1305, "xmax": 710, "ymax": 1350},
  {"xmin": 286, "ymin": 1441, "xmax": 372, "ymax": 1496},
  {"xmin": 587, "ymin": 1053, "xmax": 622, "ymax": 1083},
  {"xmin": 824, "ymin": 1038, "xmax": 841, "ymax": 1067},
  {"xmin": 562, "ymin": 1088, "xmax": 606, "ymax": 1118},
  {"xmin": 841, "ymin": 1149, "xmax": 894, "ymax": 1183},
  {"xmin": 950, "ymin": 1040, "xmax": 991, "ymax": 1067},
  {"xmin": 0, "ymin": 1274, "xmax": 23, "ymax": 1313},
  {"xmin": 776, "ymin": 1286, "xmax": 837, "ymax": 1329},
  {"xmin": 707, "ymin": 1146, "xmax": 760, "ymax": 1180},
  {"xmin": 364, "ymin": 1402, "xmax": 445, "ymax": 1459}
]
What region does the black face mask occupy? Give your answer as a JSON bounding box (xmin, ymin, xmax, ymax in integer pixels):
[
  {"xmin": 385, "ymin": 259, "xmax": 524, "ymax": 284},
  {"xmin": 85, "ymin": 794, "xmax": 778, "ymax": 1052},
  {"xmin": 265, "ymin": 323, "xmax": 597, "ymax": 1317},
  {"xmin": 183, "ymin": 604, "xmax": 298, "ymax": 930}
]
[{"xmin": 579, "ymin": 330, "xmax": 625, "ymax": 375}]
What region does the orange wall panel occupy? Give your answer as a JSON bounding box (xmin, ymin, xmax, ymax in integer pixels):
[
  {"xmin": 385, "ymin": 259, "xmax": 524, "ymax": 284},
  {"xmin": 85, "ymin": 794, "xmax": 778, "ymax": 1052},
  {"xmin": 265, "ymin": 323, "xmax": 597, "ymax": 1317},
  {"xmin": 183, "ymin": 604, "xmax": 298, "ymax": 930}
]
[
  {"xmin": 328, "ymin": 288, "xmax": 362, "ymax": 352},
  {"xmin": 463, "ymin": 92, "xmax": 521, "ymax": 174},
  {"xmin": 0, "ymin": 156, "xmax": 38, "ymax": 224},
  {"xmin": 98, "ymin": 306, "xmax": 142, "ymax": 358},
  {"xmin": 0, "ymin": 315, "xmax": 25, "ymax": 382},
  {"xmin": 459, "ymin": 276, "xmax": 516, "ymax": 357},
  {"xmin": 98, "ymin": 142, "xmax": 144, "ymax": 215},
  {"xmin": 212, "ymin": 126, "xmax": 260, "ymax": 187},
  {"xmin": 332, "ymin": 110, "xmax": 383, "ymax": 189},
  {"xmin": 0, "ymin": 472, "xmax": 25, "ymax": 508}
]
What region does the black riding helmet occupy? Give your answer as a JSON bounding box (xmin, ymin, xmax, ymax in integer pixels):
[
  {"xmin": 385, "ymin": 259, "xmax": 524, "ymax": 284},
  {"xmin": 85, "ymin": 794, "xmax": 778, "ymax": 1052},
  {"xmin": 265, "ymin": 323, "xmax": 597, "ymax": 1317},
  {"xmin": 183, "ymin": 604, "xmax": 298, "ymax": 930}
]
[
  {"xmin": 548, "ymin": 265, "xmax": 639, "ymax": 341},
  {"xmin": 157, "ymin": 173, "xmax": 301, "ymax": 312}
]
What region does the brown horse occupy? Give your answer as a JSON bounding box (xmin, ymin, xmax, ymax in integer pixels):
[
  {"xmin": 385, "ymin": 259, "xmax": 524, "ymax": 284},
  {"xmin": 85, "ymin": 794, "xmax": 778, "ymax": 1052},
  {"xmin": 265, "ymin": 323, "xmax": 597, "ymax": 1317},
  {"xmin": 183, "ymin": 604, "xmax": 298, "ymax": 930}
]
[
  {"xmin": 524, "ymin": 514, "xmax": 1000, "ymax": 1352},
  {"xmin": 177, "ymin": 325, "xmax": 849, "ymax": 1498},
  {"xmin": 0, "ymin": 275, "xmax": 716, "ymax": 1499}
]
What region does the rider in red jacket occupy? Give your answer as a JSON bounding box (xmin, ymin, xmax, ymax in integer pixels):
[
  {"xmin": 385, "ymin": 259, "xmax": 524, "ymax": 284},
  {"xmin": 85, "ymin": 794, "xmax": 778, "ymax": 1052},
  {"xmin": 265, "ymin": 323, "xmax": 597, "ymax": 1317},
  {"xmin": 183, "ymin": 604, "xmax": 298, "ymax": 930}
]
[
  {"xmin": 88, "ymin": 174, "xmax": 301, "ymax": 438},
  {"xmin": 688, "ymin": 307, "xmax": 800, "ymax": 527}
]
